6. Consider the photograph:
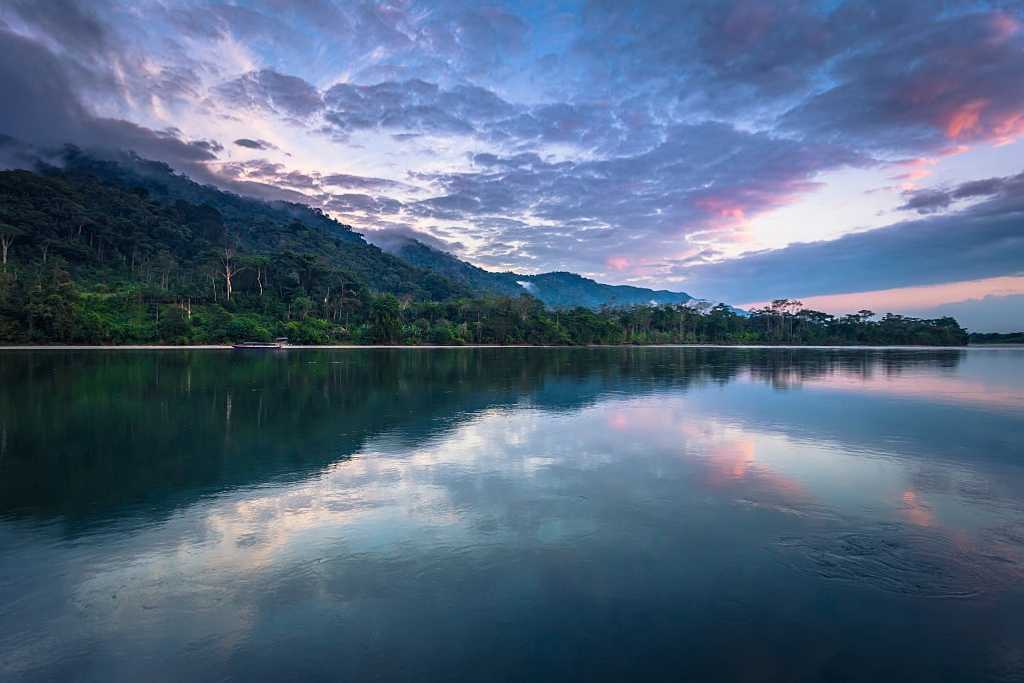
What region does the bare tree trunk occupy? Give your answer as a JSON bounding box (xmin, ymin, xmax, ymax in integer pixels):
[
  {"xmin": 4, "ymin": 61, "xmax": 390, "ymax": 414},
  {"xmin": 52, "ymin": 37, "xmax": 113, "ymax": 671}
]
[
  {"xmin": 177, "ymin": 297, "xmax": 192, "ymax": 320},
  {"xmin": 0, "ymin": 236, "xmax": 11, "ymax": 271},
  {"xmin": 221, "ymin": 246, "xmax": 239, "ymax": 301}
]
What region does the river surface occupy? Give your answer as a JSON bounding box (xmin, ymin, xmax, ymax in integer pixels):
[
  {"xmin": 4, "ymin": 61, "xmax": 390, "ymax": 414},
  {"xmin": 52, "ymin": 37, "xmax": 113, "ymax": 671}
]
[{"xmin": 1, "ymin": 347, "xmax": 1023, "ymax": 682}]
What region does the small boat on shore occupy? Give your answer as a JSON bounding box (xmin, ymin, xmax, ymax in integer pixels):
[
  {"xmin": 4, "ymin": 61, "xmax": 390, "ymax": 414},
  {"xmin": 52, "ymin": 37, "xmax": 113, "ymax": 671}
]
[{"xmin": 232, "ymin": 337, "xmax": 288, "ymax": 350}]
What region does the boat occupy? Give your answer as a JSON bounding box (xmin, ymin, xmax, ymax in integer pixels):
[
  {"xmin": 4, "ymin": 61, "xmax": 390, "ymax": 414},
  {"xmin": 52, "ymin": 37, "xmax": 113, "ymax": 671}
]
[{"xmin": 232, "ymin": 337, "xmax": 288, "ymax": 350}]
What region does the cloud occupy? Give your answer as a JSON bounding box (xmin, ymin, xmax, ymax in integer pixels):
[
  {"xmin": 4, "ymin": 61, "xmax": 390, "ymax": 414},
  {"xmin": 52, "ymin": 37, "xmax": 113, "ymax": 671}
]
[
  {"xmin": 781, "ymin": 9, "xmax": 1024, "ymax": 153},
  {"xmin": 908, "ymin": 293, "xmax": 1024, "ymax": 333},
  {"xmin": 215, "ymin": 71, "xmax": 662, "ymax": 156},
  {"xmin": 321, "ymin": 173, "xmax": 410, "ymax": 192},
  {"xmin": 321, "ymin": 79, "xmax": 517, "ymax": 138},
  {"xmin": 324, "ymin": 193, "xmax": 403, "ymax": 215},
  {"xmin": 898, "ymin": 170, "xmax": 1024, "ymax": 213},
  {"xmin": 215, "ymin": 69, "xmax": 323, "ymax": 119},
  {"xmin": 362, "ymin": 224, "xmax": 465, "ymax": 254},
  {"xmin": 678, "ymin": 182, "xmax": 1024, "ymax": 302},
  {"xmin": 213, "ymin": 159, "xmax": 416, "ymax": 201},
  {"xmin": 2, "ymin": 0, "xmax": 1023, "ymax": 301},
  {"xmin": 0, "ymin": 25, "xmax": 219, "ymax": 169},
  {"xmin": 408, "ymin": 122, "xmax": 864, "ymax": 273},
  {"xmin": 233, "ymin": 138, "xmax": 277, "ymax": 151},
  {"xmin": 2, "ymin": 0, "xmax": 110, "ymax": 60}
]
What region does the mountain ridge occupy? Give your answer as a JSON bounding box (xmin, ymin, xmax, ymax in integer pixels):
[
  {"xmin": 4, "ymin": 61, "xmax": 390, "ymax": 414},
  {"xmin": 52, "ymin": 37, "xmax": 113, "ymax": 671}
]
[
  {"xmin": 0, "ymin": 147, "xmax": 968, "ymax": 346},
  {"xmin": 384, "ymin": 236, "xmax": 703, "ymax": 310},
  {"xmin": 47, "ymin": 146, "xmax": 714, "ymax": 311}
]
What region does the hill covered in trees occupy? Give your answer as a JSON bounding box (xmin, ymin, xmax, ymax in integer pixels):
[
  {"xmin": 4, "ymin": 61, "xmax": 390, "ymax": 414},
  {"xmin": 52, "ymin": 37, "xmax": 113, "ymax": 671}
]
[
  {"xmin": 0, "ymin": 149, "xmax": 968, "ymax": 346},
  {"xmin": 388, "ymin": 237, "xmax": 698, "ymax": 309}
]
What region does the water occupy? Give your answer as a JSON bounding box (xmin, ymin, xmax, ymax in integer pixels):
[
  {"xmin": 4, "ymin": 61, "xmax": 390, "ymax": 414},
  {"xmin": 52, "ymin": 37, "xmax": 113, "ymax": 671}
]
[{"xmin": 1, "ymin": 347, "xmax": 1023, "ymax": 682}]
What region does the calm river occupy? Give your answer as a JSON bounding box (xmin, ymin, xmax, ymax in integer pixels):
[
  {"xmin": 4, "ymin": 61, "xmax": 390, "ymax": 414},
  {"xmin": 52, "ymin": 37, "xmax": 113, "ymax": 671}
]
[{"xmin": 1, "ymin": 347, "xmax": 1023, "ymax": 681}]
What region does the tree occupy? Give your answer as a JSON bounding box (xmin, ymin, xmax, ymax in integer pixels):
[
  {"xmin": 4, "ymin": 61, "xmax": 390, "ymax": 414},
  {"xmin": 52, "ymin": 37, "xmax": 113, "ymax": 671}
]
[
  {"xmin": 370, "ymin": 294, "xmax": 402, "ymax": 343},
  {"xmin": 220, "ymin": 244, "xmax": 243, "ymax": 302},
  {"xmin": 243, "ymin": 255, "xmax": 271, "ymax": 298},
  {"xmin": 0, "ymin": 223, "xmax": 21, "ymax": 272}
]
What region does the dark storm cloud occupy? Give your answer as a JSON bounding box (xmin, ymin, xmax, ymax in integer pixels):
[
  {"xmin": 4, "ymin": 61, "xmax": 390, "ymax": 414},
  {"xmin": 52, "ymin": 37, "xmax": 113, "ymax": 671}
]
[
  {"xmin": 897, "ymin": 190, "xmax": 955, "ymax": 214},
  {"xmin": 781, "ymin": 9, "xmax": 1024, "ymax": 152},
  {"xmin": 907, "ymin": 294, "xmax": 1024, "ymax": 333},
  {"xmin": 679, "ymin": 186, "xmax": 1024, "ymax": 302},
  {"xmin": 571, "ymin": 2, "xmax": 1024, "ymax": 157},
  {"xmin": 2, "ymin": 0, "xmax": 110, "ymax": 59},
  {"xmin": 0, "ymin": 23, "xmax": 340, "ymax": 206},
  {"xmin": 234, "ymin": 138, "xmax": 277, "ymax": 151},
  {"xmin": 0, "ymin": 0, "xmax": 208, "ymax": 108},
  {"xmin": 0, "ymin": 26, "xmax": 218, "ymax": 167},
  {"xmin": 573, "ymin": 0, "xmax": 845, "ymax": 101},
  {"xmin": 324, "ymin": 193, "xmax": 403, "ymax": 215},
  {"xmin": 321, "ymin": 173, "xmax": 410, "ymax": 192},
  {"xmin": 897, "ymin": 171, "xmax": 1024, "ymax": 213}
]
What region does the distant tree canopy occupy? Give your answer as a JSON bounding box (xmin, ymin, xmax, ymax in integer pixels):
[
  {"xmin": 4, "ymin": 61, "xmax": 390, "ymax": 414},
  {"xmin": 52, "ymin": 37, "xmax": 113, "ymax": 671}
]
[
  {"xmin": 968, "ymin": 331, "xmax": 1024, "ymax": 344},
  {"xmin": 0, "ymin": 156, "xmax": 969, "ymax": 347}
]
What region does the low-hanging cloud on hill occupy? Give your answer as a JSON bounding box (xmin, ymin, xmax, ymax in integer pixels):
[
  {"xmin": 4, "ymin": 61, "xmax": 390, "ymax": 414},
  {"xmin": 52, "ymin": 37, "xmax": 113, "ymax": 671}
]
[{"xmin": 0, "ymin": 0, "xmax": 1022, "ymax": 320}]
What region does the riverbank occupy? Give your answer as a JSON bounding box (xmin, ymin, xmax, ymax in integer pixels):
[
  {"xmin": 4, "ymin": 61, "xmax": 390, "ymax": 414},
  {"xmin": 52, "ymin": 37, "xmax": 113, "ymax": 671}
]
[{"xmin": 0, "ymin": 343, "xmax": 998, "ymax": 350}]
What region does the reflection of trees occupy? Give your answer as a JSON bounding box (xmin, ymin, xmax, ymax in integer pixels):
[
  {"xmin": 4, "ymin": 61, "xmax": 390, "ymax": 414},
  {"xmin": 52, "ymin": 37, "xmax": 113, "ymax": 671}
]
[
  {"xmin": 0, "ymin": 348, "xmax": 964, "ymax": 529},
  {"xmin": 741, "ymin": 348, "xmax": 965, "ymax": 390}
]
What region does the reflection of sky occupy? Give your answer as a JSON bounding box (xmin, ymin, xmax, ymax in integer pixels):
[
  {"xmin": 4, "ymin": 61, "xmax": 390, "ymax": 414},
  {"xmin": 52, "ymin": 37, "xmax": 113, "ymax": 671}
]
[
  {"xmin": 2, "ymin": 351, "xmax": 1024, "ymax": 679},
  {"xmin": 740, "ymin": 348, "xmax": 1024, "ymax": 413}
]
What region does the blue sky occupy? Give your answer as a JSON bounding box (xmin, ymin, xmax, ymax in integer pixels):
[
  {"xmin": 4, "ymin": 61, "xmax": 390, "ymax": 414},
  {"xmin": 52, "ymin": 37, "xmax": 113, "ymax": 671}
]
[{"xmin": 1, "ymin": 0, "xmax": 1023, "ymax": 329}]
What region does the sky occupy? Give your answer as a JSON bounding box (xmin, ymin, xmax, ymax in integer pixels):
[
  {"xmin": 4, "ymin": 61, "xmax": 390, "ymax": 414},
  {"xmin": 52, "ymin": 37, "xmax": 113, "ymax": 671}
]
[{"xmin": 0, "ymin": 0, "xmax": 1022, "ymax": 330}]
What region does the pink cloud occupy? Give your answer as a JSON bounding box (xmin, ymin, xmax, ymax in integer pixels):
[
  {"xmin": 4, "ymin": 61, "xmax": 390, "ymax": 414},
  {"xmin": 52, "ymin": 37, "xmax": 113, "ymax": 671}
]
[
  {"xmin": 988, "ymin": 11, "xmax": 1022, "ymax": 44},
  {"xmin": 743, "ymin": 275, "xmax": 1024, "ymax": 316},
  {"xmin": 694, "ymin": 196, "xmax": 748, "ymax": 223},
  {"xmin": 606, "ymin": 256, "xmax": 630, "ymax": 271},
  {"xmin": 944, "ymin": 98, "xmax": 989, "ymax": 139}
]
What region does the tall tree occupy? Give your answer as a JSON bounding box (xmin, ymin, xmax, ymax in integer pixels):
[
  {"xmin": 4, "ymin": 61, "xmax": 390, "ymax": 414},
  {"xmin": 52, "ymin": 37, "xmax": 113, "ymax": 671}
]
[{"xmin": 0, "ymin": 223, "xmax": 20, "ymax": 272}]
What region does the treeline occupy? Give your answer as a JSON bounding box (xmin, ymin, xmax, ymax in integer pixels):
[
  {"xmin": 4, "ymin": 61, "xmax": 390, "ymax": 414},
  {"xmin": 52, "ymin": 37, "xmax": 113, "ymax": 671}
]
[
  {"xmin": 968, "ymin": 332, "xmax": 1024, "ymax": 344},
  {"xmin": 0, "ymin": 266, "xmax": 969, "ymax": 346},
  {"xmin": 0, "ymin": 158, "xmax": 968, "ymax": 346}
]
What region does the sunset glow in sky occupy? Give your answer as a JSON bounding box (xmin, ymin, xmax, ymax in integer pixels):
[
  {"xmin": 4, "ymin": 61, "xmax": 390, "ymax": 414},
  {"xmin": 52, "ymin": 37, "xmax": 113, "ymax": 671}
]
[{"xmin": 1, "ymin": 1, "xmax": 1022, "ymax": 329}]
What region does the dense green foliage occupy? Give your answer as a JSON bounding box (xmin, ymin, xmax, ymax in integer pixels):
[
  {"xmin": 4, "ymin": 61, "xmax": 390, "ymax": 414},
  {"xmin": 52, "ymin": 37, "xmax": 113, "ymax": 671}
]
[
  {"xmin": 0, "ymin": 154, "xmax": 968, "ymax": 346},
  {"xmin": 969, "ymin": 331, "xmax": 1024, "ymax": 344},
  {"xmin": 394, "ymin": 238, "xmax": 696, "ymax": 308}
]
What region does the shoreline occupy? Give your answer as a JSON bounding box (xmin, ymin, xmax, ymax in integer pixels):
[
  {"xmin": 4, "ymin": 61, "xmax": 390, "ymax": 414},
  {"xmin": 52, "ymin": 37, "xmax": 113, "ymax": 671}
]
[{"xmin": 0, "ymin": 343, "xmax": 1013, "ymax": 351}]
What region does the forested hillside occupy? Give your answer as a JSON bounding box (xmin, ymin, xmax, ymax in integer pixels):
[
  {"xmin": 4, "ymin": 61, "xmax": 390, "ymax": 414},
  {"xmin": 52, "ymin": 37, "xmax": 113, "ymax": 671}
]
[
  {"xmin": 390, "ymin": 237, "xmax": 697, "ymax": 309},
  {"xmin": 0, "ymin": 150, "xmax": 467, "ymax": 343},
  {"xmin": 0, "ymin": 151, "xmax": 968, "ymax": 346}
]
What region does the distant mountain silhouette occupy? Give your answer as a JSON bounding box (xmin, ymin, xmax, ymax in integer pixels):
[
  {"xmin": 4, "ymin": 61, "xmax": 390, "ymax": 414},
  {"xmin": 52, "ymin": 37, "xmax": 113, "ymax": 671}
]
[{"xmin": 387, "ymin": 237, "xmax": 703, "ymax": 309}]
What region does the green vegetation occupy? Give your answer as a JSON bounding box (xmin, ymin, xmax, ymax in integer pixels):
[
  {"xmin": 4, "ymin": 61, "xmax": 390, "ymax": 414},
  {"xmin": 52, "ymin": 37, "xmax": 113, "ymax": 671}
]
[
  {"xmin": 969, "ymin": 332, "xmax": 1024, "ymax": 344},
  {"xmin": 0, "ymin": 153, "xmax": 968, "ymax": 346},
  {"xmin": 393, "ymin": 237, "xmax": 697, "ymax": 308}
]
